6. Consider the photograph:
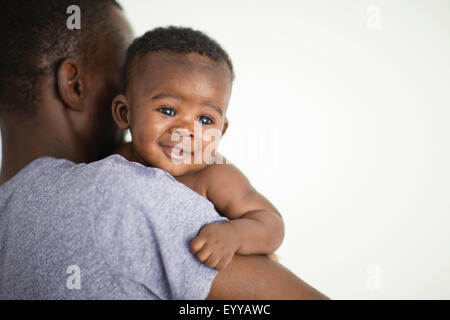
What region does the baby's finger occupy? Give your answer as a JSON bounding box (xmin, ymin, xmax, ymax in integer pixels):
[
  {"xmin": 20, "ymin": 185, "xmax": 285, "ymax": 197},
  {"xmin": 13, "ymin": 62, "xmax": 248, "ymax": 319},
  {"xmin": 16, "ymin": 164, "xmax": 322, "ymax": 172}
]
[
  {"xmin": 190, "ymin": 236, "xmax": 206, "ymax": 254},
  {"xmin": 216, "ymin": 255, "xmax": 232, "ymax": 271},
  {"xmin": 205, "ymin": 255, "xmax": 220, "ymax": 269},
  {"xmin": 196, "ymin": 246, "xmax": 212, "ymax": 262}
]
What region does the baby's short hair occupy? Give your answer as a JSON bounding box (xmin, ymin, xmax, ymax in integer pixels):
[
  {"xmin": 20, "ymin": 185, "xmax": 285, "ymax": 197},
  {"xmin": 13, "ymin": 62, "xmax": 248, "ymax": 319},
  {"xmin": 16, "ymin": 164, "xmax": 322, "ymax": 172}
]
[{"xmin": 122, "ymin": 26, "xmax": 234, "ymax": 91}]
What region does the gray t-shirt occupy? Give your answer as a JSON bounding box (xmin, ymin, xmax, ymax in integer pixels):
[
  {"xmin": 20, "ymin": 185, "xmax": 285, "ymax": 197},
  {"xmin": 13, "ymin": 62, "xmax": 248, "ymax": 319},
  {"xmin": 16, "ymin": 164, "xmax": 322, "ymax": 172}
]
[{"xmin": 0, "ymin": 154, "xmax": 226, "ymax": 299}]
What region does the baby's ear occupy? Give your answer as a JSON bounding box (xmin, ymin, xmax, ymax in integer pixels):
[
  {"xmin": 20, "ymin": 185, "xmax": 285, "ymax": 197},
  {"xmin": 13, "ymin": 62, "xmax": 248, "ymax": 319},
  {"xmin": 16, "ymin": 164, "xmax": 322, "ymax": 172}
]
[
  {"xmin": 111, "ymin": 94, "xmax": 131, "ymax": 130},
  {"xmin": 222, "ymin": 117, "xmax": 229, "ymax": 136}
]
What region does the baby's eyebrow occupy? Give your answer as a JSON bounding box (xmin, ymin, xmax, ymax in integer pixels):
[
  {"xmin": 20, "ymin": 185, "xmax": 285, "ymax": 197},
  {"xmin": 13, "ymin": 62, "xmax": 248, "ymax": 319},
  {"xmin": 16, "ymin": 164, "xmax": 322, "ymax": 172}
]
[
  {"xmin": 203, "ymin": 103, "xmax": 223, "ymax": 116},
  {"xmin": 151, "ymin": 93, "xmax": 181, "ymax": 101}
]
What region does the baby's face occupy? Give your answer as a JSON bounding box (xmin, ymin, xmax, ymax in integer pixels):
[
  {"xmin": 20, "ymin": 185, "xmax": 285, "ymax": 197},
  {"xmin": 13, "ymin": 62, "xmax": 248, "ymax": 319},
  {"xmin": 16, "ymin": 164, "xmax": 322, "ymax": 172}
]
[{"xmin": 125, "ymin": 51, "xmax": 232, "ymax": 177}]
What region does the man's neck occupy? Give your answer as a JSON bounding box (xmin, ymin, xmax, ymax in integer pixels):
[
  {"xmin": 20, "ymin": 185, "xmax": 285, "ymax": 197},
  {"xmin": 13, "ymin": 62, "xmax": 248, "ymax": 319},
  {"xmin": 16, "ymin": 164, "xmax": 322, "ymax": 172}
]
[{"xmin": 0, "ymin": 116, "xmax": 87, "ymax": 185}]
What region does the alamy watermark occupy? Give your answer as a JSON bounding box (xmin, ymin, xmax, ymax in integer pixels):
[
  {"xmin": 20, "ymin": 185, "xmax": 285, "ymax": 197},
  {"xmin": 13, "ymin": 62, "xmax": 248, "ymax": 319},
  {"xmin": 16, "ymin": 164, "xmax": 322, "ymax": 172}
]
[
  {"xmin": 166, "ymin": 121, "xmax": 229, "ymax": 165},
  {"xmin": 124, "ymin": 121, "xmax": 281, "ymax": 173},
  {"xmin": 66, "ymin": 265, "xmax": 81, "ymax": 290},
  {"xmin": 66, "ymin": 5, "xmax": 81, "ymax": 30},
  {"xmin": 366, "ymin": 265, "xmax": 382, "ymax": 290},
  {"xmin": 366, "ymin": 5, "xmax": 382, "ymax": 31}
]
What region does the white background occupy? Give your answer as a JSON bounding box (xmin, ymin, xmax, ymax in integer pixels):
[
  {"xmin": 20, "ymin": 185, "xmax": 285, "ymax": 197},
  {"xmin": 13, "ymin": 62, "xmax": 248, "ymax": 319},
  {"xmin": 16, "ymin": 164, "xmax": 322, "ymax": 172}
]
[{"xmin": 1, "ymin": 0, "xmax": 449, "ymax": 299}]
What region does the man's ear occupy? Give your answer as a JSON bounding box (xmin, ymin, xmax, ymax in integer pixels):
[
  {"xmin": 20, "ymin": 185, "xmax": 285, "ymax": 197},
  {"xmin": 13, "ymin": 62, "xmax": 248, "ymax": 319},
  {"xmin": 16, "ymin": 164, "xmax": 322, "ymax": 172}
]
[
  {"xmin": 222, "ymin": 117, "xmax": 229, "ymax": 136},
  {"xmin": 112, "ymin": 94, "xmax": 131, "ymax": 130},
  {"xmin": 57, "ymin": 58, "xmax": 84, "ymax": 111}
]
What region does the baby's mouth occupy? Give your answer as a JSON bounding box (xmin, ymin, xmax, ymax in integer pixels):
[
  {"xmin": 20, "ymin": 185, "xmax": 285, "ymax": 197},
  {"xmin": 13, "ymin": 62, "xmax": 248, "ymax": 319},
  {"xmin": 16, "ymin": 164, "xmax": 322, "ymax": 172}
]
[{"xmin": 160, "ymin": 144, "xmax": 192, "ymax": 161}]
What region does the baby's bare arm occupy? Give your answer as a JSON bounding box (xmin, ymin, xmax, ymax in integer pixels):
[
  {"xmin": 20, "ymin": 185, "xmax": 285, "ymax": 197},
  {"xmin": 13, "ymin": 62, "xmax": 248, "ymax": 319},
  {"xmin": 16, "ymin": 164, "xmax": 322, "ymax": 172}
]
[{"xmin": 198, "ymin": 162, "xmax": 285, "ymax": 255}]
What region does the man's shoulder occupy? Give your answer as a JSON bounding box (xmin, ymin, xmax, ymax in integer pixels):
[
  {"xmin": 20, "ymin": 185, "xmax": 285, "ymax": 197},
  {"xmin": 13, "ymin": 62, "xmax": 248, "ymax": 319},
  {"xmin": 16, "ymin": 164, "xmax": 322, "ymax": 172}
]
[
  {"xmin": 88, "ymin": 154, "xmax": 177, "ymax": 187},
  {"xmin": 74, "ymin": 154, "xmax": 180, "ymax": 202},
  {"xmin": 0, "ymin": 155, "xmax": 223, "ymax": 300},
  {"xmin": 85, "ymin": 155, "xmax": 226, "ymax": 299},
  {"xmin": 82, "ymin": 154, "xmax": 219, "ymax": 222}
]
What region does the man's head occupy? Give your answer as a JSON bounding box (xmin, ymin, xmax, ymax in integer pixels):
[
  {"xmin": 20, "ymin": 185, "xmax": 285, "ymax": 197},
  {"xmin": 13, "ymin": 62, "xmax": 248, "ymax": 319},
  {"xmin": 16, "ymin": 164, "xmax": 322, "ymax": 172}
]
[
  {"xmin": 0, "ymin": 0, "xmax": 134, "ymax": 161},
  {"xmin": 112, "ymin": 27, "xmax": 234, "ymax": 177}
]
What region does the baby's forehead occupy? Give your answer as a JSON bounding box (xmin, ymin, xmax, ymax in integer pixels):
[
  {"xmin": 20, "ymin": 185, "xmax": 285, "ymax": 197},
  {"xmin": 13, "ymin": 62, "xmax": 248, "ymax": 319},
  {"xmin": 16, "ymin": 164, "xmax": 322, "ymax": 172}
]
[
  {"xmin": 145, "ymin": 51, "xmax": 223, "ymax": 68},
  {"xmin": 126, "ymin": 51, "xmax": 233, "ymax": 109},
  {"xmin": 127, "ymin": 51, "xmax": 232, "ymax": 95},
  {"xmin": 129, "ymin": 51, "xmax": 231, "ymax": 83}
]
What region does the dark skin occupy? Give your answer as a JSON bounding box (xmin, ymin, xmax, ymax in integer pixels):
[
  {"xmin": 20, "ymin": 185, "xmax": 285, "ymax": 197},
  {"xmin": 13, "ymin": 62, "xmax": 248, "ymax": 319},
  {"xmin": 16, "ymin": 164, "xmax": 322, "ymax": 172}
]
[
  {"xmin": 113, "ymin": 51, "xmax": 284, "ymax": 270},
  {"xmin": 0, "ymin": 7, "xmax": 132, "ymax": 184},
  {"xmin": 0, "ymin": 8, "xmax": 328, "ymax": 300}
]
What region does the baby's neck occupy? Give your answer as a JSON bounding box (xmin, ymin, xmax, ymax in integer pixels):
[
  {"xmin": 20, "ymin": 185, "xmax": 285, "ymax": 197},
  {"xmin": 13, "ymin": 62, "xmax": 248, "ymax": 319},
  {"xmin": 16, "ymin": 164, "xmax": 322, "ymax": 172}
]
[{"xmin": 114, "ymin": 142, "xmax": 137, "ymax": 163}]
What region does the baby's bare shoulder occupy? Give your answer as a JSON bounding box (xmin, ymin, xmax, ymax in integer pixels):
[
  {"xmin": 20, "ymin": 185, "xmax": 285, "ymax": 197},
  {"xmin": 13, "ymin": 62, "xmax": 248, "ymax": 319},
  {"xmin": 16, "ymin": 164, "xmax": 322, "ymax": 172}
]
[
  {"xmin": 199, "ymin": 161, "xmax": 244, "ymax": 181},
  {"xmin": 197, "ymin": 160, "xmax": 252, "ymax": 195},
  {"xmin": 195, "ymin": 161, "xmax": 255, "ymax": 216}
]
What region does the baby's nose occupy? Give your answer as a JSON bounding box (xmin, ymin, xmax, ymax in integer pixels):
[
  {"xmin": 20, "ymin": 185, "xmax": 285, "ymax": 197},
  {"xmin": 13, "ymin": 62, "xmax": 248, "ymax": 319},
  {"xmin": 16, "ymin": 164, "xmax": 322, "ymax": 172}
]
[
  {"xmin": 169, "ymin": 117, "xmax": 196, "ymax": 137},
  {"xmin": 170, "ymin": 126, "xmax": 194, "ymax": 138}
]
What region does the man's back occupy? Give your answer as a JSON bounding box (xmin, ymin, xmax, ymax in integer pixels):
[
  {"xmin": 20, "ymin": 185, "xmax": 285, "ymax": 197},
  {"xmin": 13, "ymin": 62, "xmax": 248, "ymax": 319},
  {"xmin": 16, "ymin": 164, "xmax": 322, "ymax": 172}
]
[{"xmin": 0, "ymin": 155, "xmax": 225, "ymax": 299}]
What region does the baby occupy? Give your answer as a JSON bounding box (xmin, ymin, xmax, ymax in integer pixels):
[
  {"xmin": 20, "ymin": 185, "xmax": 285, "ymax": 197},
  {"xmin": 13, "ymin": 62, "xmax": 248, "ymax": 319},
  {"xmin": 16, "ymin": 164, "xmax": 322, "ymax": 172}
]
[{"xmin": 112, "ymin": 26, "xmax": 284, "ymax": 270}]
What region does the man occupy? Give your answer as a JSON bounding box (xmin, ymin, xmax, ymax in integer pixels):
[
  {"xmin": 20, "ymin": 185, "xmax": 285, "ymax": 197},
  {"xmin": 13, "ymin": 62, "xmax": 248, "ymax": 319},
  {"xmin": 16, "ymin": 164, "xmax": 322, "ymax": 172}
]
[{"xmin": 0, "ymin": 0, "xmax": 327, "ymax": 299}]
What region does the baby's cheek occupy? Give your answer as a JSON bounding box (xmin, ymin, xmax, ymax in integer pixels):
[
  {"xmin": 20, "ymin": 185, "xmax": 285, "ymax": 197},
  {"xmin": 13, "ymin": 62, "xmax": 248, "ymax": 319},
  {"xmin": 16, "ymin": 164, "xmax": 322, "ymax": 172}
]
[
  {"xmin": 201, "ymin": 136, "xmax": 221, "ymax": 164},
  {"xmin": 203, "ymin": 141, "xmax": 216, "ymax": 155},
  {"xmin": 133, "ymin": 130, "xmax": 148, "ymax": 149},
  {"xmin": 137, "ymin": 117, "xmax": 162, "ymax": 143},
  {"xmin": 132, "ymin": 130, "xmax": 157, "ymax": 160}
]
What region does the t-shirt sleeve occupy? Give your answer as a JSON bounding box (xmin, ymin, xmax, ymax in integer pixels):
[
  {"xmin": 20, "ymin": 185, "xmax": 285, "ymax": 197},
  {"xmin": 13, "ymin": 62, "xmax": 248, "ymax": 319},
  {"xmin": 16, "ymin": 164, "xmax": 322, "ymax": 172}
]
[{"xmin": 90, "ymin": 157, "xmax": 227, "ymax": 300}]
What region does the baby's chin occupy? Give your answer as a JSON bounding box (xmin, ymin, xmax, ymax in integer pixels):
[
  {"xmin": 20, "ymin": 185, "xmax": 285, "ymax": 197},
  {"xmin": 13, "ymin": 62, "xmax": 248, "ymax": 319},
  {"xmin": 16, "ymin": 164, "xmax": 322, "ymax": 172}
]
[
  {"xmin": 155, "ymin": 160, "xmax": 207, "ymax": 178},
  {"xmin": 138, "ymin": 148, "xmax": 211, "ymax": 177}
]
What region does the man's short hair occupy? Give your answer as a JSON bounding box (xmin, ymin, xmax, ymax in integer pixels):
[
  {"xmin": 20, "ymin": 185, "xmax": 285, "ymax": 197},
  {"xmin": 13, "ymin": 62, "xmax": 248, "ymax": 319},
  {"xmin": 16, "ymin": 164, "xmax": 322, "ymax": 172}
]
[
  {"xmin": 123, "ymin": 26, "xmax": 234, "ymax": 92},
  {"xmin": 0, "ymin": 0, "xmax": 121, "ymax": 117}
]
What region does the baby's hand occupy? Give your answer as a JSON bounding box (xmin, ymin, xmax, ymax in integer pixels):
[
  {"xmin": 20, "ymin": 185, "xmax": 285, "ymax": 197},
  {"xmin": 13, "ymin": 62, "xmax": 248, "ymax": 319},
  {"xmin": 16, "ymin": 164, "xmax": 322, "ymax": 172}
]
[{"xmin": 190, "ymin": 221, "xmax": 240, "ymax": 271}]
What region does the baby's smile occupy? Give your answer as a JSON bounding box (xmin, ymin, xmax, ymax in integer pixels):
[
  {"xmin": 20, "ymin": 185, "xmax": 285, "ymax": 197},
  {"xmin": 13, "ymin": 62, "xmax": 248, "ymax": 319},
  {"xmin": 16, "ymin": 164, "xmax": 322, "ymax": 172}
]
[
  {"xmin": 113, "ymin": 51, "xmax": 233, "ymax": 177},
  {"xmin": 160, "ymin": 142, "xmax": 192, "ymax": 162}
]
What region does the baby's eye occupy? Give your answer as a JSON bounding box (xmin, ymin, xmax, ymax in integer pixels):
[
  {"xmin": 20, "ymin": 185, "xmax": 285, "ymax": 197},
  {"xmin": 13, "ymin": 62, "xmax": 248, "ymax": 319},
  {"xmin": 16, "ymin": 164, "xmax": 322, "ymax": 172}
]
[
  {"xmin": 197, "ymin": 115, "xmax": 214, "ymax": 125},
  {"xmin": 158, "ymin": 107, "xmax": 175, "ymax": 116}
]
